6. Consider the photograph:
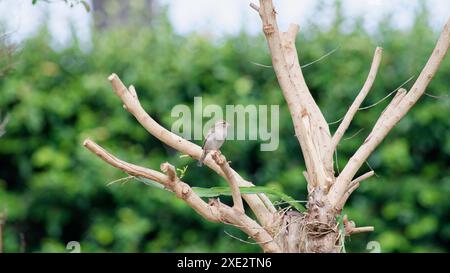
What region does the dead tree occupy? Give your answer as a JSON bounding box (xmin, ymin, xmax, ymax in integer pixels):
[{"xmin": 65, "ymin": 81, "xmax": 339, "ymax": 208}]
[{"xmin": 83, "ymin": 0, "xmax": 450, "ymax": 253}]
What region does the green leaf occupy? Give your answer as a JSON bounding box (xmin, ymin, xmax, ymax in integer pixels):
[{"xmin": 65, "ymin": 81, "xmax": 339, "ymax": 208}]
[
  {"xmin": 135, "ymin": 177, "xmax": 166, "ymax": 190},
  {"xmin": 192, "ymin": 186, "xmax": 306, "ymax": 212},
  {"xmin": 176, "ymin": 165, "xmax": 188, "ymax": 179},
  {"xmin": 32, "ymin": 0, "xmax": 37, "ymax": 4},
  {"xmin": 134, "ymin": 177, "xmax": 305, "ymax": 212}
]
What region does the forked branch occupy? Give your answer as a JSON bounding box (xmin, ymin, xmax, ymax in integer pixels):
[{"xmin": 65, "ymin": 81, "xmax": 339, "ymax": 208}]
[
  {"xmin": 107, "ymin": 74, "xmax": 275, "ymax": 227},
  {"xmin": 84, "ymin": 139, "xmax": 220, "ymax": 222},
  {"xmin": 83, "ymin": 139, "xmax": 280, "ymax": 252},
  {"xmin": 211, "ymin": 151, "xmax": 245, "ymax": 214},
  {"xmin": 255, "ymin": 0, "xmax": 334, "ymax": 189},
  {"xmin": 329, "ymin": 17, "xmax": 450, "ymax": 206}
]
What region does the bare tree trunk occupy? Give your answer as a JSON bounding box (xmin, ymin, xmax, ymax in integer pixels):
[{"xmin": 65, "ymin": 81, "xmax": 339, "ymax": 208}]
[{"xmin": 273, "ymin": 188, "xmax": 340, "ymax": 253}]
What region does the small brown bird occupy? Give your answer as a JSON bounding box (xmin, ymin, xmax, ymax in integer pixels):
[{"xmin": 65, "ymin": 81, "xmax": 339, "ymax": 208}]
[{"xmin": 198, "ymin": 120, "xmax": 230, "ymax": 166}]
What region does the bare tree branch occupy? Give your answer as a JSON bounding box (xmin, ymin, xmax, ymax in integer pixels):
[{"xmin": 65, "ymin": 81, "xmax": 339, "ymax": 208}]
[
  {"xmin": 256, "ymin": 0, "xmax": 333, "ymax": 189},
  {"xmin": 350, "ymin": 170, "xmax": 374, "ymax": 186},
  {"xmin": 211, "ymin": 151, "xmax": 245, "ymax": 214},
  {"xmin": 160, "ymin": 162, "xmax": 177, "ymax": 185},
  {"xmin": 331, "ymin": 47, "xmax": 383, "ymax": 153},
  {"xmin": 335, "ymin": 180, "xmax": 360, "ymax": 210},
  {"xmin": 281, "ymin": 23, "xmax": 334, "ymax": 182},
  {"xmin": 343, "ymin": 215, "xmax": 374, "ymax": 235},
  {"xmin": 336, "ymin": 171, "xmax": 374, "ymax": 211},
  {"xmin": 83, "ymin": 139, "xmax": 281, "ymax": 252},
  {"xmin": 84, "ymin": 139, "xmax": 221, "ymax": 222},
  {"xmin": 371, "ymin": 88, "xmax": 407, "ymax": 132},
  {"xmin": 329, "ymin": 18, "xmax": 450, "ymax": 207},
  {"xmin": 107, "ymin": 73, "xmax": 275, "ymax": 227}
]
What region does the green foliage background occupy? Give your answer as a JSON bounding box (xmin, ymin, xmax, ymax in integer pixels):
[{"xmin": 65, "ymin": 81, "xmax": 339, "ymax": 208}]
[{"xmin": 0, "ymin": 4, "xmax": 449, "ymax": 252}]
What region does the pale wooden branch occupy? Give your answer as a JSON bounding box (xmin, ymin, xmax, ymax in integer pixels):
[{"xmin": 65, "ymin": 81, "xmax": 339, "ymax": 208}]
[
  {"xmin": 329, "ymin": 18, "xmax": 450, "ymax": 207},
  {"xmin": 258, "ymin": 194, "xmax": 277, "ymax": 213},
  {"xmin": 281, "ymin": 23, "xmax": 334, "ymax": 185},
  {"xmin": 336, "ymin": 170, "xmax": 374, "ymax": 210},
  {"xmin": 213, "ymin": 200, "xmax": 280, "ymax": 253},
  {"xmin": 83, "ymin": 139, "xmax": 281, "ymax": 252},
  {"xmin": 107, "ymin": 73, "xmax": 275, "ymax": 227},
  {"xmin": 371, "ymin": 88, "xmax": 407, "ymax": 132},
  {"xmin": 335, "ymin": 181, "xmax": 359, "ymax": 210},
  {"xmin": 350, "ymin": 170, "xmax": 374, "ymax": 186},
  {"xmin": 343, "ymin": 215, "xmax": 374, "ymax": 235},
  {"xmin": 160, "ymin": 162, "xmax": 178, "ymax": 185},
  {"xmin": 211, "ymin": 151, "xmax": 245, "ymax": 214},
  {"xmin": 331, "ymin": 47, "xmax": 383, "ymax": 153},
  {"xmin": 349, "ymin": 226, "xmax": 374, "ymax": 234},
  {"xmin": 256, "ymin": 1, "xmax": 311, "ymax": 159},
  {"xmin": 84, "ymin": 139, "xmax": 220, "ymax": 222},
  {"xmin": 257, "ymin": 0, "xmax": 333, "ymax": 188}
]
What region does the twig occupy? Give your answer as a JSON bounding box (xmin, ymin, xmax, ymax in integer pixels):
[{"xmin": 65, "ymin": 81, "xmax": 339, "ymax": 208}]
[
  {"xmin": 348, "ymin": 226, "xmax": 374, "ymax": 234},
  {"xmin": 343, "ymin": 215, "xmax": 374, "ymax": 235},
  {"xmin": 211, "ymin": 151, "xmax": 245, "ymax": 214},
  {"xmin": 351, "ymin": 170, "xmax": 374, "ymax": 185},
  {"xmin": 160, "ymin": 162, "xmax": 178, "ymax": 185},
  {"xmin": 331, "ymin": 47, "xmax": 382, "ymax": 154},
  {"xmin": 335, "ymin": 181, "xmax": 360, "ymax": 210}
]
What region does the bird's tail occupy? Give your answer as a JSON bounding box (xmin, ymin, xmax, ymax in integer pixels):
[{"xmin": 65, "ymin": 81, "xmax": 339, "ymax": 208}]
[{"xmin": 197, "ymin": 150, "xmax": 207, "ymax": 167}]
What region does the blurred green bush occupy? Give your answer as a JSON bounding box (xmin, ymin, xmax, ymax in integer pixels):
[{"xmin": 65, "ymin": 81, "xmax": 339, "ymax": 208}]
[{"xmin": 0, "ymin": 7, "xmax": 449, "ymax": 252}]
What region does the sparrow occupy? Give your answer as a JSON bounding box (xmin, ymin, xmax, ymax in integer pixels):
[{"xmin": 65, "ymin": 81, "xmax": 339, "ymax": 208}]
[{"xmin": 198, "ymin": 120, "xmax": 230, "ymax": 166}]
